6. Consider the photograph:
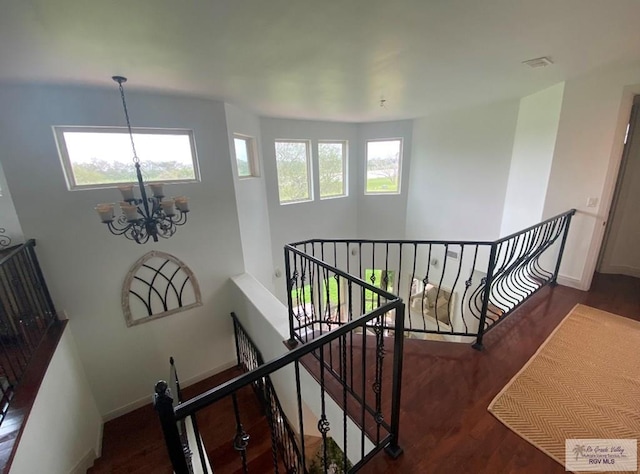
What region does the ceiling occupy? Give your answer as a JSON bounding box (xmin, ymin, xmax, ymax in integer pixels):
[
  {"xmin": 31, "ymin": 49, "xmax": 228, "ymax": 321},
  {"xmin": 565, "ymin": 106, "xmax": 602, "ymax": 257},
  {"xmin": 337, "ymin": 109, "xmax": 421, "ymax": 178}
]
[{"xmin": 1, "ymin": 0, "xmax": 640, "ymax": 122}]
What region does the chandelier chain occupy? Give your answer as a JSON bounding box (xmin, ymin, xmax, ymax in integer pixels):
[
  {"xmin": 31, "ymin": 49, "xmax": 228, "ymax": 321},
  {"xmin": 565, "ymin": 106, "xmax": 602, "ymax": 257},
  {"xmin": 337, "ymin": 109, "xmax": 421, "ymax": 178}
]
[{"xmin": 117, "ymin": 80, "xmax": 140, "ymax": 164}]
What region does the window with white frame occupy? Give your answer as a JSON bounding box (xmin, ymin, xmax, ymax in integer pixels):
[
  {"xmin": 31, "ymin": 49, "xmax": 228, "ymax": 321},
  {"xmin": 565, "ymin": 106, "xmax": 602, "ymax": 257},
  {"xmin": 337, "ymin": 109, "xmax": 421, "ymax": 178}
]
[
  {"xmin": 53, "ymin": 126, "xmax": 199, "ymax": 190},
  {"xmin": 318, "ymin": 141, "xmax": 347, "ymax": 199},
  {"xmin": 274, "ymin": 140, "xmax": 312, "ymax": 204},
  {"xmin": 233, "ymin": 135, "xmax": 259, "ymax": 178},
  {"xmin": 365, "ymin": 139, "xmax": 402, "ymax": 194}
]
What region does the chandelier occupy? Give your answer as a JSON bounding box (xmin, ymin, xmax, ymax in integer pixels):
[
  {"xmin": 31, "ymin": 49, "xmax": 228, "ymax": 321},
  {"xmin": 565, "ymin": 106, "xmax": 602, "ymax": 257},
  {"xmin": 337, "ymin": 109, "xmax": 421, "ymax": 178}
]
[{"xmin": 95, "ymin": 76, "xmax": 190, "ymax": 244}]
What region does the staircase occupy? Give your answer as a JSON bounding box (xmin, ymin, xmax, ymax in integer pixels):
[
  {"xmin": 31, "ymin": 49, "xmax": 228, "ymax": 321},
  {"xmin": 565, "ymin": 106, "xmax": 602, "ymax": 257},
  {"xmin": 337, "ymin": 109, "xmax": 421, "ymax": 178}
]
[{"xmin": 88, "ymin": 366, "xmax": 283, "ymax": 473}]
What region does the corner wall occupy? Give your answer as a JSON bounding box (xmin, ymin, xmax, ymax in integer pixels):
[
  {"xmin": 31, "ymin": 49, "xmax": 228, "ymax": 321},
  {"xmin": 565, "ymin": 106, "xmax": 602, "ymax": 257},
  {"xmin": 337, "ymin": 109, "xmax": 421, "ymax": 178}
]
[
  {"xmin": 225, "ymin": 104, "xmax": 275, "ymax": 292},
  {"xmin": 357, "ymin": 121, "xmax": 413, "ymax": 239},
  {"xmin": 500, "ymin": 83, "xmax": 564, "ymax": 236},
  {"xmin": 260, "ymin": 118, "xmax": 360, "ymax": 302},
  {"xmin": 406, "ymin": 100, "xmax": 519, "ymax": 241},
  {"xmin": 543, "ymin": 61, "xmax": 640, "ymax": 288}
]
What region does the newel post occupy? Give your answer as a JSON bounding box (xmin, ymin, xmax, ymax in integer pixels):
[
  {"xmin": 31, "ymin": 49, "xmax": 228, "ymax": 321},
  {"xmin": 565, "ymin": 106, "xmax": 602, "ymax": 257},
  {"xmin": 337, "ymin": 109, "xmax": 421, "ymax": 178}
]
[{"xmin": 154, "ymin": 380, "xmax": 190, "ymax": 474}]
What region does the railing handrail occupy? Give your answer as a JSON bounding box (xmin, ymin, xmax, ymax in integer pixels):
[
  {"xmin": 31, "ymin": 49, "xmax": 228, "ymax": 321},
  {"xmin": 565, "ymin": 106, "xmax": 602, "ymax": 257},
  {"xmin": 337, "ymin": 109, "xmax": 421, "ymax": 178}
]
[
  {"xmin": 0, "ymin": 239, "xmax": 36, "ymax": 267},
  {"xmin": 286, "ymin": 209, "xmax": 577, "ymax": 248},
  {"xmin": 285, "ymin": 243, "xmax": 399, "ymax": 301},
  {"xmin": 175, "ymin": 298, "xmax": 402, "ymax": 420},
  {"xmin": 494, "ymin": 209, "xmax": 576, "ymax": 244},
  {"xmin": 231, "ymin": 312, "xmax": 264, "ymax": 365}
]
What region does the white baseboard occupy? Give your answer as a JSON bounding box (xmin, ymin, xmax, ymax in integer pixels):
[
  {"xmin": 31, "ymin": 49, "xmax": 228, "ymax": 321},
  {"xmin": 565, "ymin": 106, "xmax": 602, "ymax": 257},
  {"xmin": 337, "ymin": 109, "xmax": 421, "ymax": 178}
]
[
  {"xmin": 102, "ymin": 359, "xmax": 237, "ymax": 422},
  {"xmin": 556, "ymin": 274, "xmax": 586, "ymax": 290},
  {"xmin": 598, "ymin": 264, "xmax": 640, "ymax": 279},
  {"xmin": 69, "ymin": 448, "xmax": 97, "ymax": 474},
  {"xmin": 95, "ymin": 421, "xmax": 104, "ymax": 458}
]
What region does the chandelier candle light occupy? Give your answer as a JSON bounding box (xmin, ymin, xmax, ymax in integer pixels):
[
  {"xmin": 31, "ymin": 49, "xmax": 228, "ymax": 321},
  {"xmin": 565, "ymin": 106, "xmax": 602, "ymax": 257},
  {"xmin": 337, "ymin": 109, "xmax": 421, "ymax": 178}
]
[{"xmin": 95, "ymin": 76, "xmax": 190, "ymax": 244}]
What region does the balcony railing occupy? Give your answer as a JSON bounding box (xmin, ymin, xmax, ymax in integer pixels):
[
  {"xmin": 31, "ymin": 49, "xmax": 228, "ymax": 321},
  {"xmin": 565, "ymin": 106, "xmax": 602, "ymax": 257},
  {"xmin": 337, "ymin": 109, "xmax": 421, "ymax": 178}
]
[
  {"xmin": 156, "ymin": 270, "xmax": 405, "ymax": 472},
  {"xmin": 0, "ymin": 239, "xmax": 58, "ymax": 424},
  {"xmin": 284, "ymin": 209, "xmax": 576, "ymax": 349}
]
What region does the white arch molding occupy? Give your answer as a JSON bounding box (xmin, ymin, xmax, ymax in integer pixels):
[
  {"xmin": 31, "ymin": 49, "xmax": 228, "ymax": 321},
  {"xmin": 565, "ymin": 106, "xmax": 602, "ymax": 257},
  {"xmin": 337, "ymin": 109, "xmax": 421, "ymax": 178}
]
[{"xmin": 122, "ymin": 250, "xmax": 202, "ymax": 327}]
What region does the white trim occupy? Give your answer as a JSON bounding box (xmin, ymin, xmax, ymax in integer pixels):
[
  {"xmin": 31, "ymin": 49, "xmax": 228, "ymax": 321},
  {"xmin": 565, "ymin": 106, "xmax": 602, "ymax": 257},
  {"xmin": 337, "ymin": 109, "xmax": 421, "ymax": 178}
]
[
  {"xmin": 598, "ymin": 264, "xmax": 640, "ymax": 279},
  {"xmin": 69, "ymin": 449, "xmax": 97, "ymax": 474},
  {"xmin": 318, "ymin": 139, "xmax": 348, "ymax": 199},
  {"xmin": 579, "ymin": 87, "xmax": 639, "ymax": 289},
  {"xmin": 95, "ymin": 421, "xmax": 104, "ymax": 457},
  {"xmin": 233, "ymin": 133, "xmax": 260, "ymax": 179},
  {"xmin": 101, "ymin": 360, "xmax": 236, "ymax": 422},
  {"xmin": 52, "ymin": 125, "xmax": 201, "ymax": 190},
  {"xmin": 364, "ymin": 137, "xmax": 403, "ymax": 195},
  {"xmin": 274, "ymin": 139, "xmax": 314, "ymax": 204},
  {"xmin": 556, "ymin": 273, "xmax": 586, "ymax": 290}
]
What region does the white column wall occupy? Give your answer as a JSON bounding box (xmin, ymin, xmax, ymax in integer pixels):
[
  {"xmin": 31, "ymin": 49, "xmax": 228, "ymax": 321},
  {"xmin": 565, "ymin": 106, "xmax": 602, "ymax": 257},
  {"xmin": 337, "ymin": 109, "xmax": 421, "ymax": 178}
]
[
  {"xmin": 225, "ymin": 103, "xmax": 275, "ymax": 292},
  {"xmin": 500, "ymin": 83, "xmax": 565, "ymax": 236},
  {"xmin": 406, "ymin": 100, "xmax": 519, "ymax": 241}
]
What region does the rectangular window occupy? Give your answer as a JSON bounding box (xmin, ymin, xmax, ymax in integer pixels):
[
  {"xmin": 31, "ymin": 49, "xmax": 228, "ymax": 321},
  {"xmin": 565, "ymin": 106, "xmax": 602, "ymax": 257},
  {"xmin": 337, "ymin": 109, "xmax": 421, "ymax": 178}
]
[
  {"xmin": 365, "ymin": 139, "xmax": 402, "ymax": 194},
  {"xmin": 318, "ymin": 141, "xmax": 347, "ymax": 199},
  {"xmin": 233, "ymin": 135, "xmax": 259, "ymax": 178},
  {"xmin": 53, "ymin": 126, "xmax": 199, "ymax": 190},
  {"xmin": 275, "ymin": 140, "xmax": 312, "ymax": 204}
]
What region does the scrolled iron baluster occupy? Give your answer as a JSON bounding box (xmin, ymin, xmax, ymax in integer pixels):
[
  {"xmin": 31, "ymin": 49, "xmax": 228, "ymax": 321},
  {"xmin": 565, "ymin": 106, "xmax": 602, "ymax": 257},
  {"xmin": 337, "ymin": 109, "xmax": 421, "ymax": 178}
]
[{"xmin": 231, "ymin": 393, "xmax": 250, "ymax": 473}]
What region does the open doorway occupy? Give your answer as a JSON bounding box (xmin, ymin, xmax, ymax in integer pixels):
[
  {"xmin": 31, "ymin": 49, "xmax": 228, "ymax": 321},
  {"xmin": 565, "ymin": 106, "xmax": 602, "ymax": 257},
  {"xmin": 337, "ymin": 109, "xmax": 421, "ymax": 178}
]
[{"xmin": 597, "ymin": 95, "xmax": 640, "ymax": 277}]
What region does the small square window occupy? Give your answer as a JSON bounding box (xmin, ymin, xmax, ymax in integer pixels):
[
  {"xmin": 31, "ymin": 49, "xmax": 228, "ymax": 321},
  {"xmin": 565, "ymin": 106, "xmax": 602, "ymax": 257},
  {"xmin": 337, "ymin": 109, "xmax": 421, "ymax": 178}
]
[
  {"xmin": 53, "ymin": 126, "xmax": 199, "ymax": 190},
  {"xmin": 318, "ymin": 141, "xmax": 347, "ymax": 199},
  {"xmin": 365, "ymin": 139, "xmax": 402, "ymax": 194},
  {"xmin": 275, "ymin": 140, "xmax": 312, "ymax": 204},
  {"xmin": 233, "ymin": 135, "xmax": 259, "ymax": 178}
]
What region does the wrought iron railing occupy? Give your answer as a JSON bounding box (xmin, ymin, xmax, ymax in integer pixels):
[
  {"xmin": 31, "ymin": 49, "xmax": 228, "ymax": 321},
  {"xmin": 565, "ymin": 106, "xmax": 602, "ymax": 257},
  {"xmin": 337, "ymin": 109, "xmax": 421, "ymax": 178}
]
[
  {"xmin": 157, "ymin": 276, "xmax": 405, "ymax": 473},
  {"xmin": 154, "ymin": 357, "xmax": 209, "ymax": 474},
  {"xmin": 285, "ymin": 209, "xmax": 575, "ymax": 349},
  {"xmin": 0, "ymin": 239, "xmax": 58, "ymax": 424},
  {"xmin": 232, "ymin": 312, "xmax": 304, "ymax": 473}
]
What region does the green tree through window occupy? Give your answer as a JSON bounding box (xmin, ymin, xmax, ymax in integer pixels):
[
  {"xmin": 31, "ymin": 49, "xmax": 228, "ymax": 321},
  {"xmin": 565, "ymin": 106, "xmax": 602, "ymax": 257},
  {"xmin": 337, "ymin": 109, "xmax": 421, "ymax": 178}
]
[
  {"xmin": 364, "ymin": 269, "xmax": 395, "ymax": 312},
  {"xmin": 318, "ymin": 142, "xmax": 346, "ymax": 198},
  {"xmin": 275, "ymin": 141, "xmax": 311, "ymax": 203}
]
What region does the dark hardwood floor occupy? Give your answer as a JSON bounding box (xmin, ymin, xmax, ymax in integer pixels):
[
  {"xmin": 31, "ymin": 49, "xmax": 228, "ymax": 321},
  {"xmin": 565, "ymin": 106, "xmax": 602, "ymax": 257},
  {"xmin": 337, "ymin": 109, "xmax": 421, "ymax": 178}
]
[{"xmin": 89, "ymin": 273, "xmax": 639, "ymax": 473}]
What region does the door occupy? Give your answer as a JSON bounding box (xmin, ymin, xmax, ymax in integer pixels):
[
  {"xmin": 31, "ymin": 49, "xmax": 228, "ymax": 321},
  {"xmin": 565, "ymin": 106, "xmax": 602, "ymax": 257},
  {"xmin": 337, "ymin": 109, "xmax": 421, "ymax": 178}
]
[{"xmin": 598, "ymin": 96, "xmax": 640, "ymax": 277}]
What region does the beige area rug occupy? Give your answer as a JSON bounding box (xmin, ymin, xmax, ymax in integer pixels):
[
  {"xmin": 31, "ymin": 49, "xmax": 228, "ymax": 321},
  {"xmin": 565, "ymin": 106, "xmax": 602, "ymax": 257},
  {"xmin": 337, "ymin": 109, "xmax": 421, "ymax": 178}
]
[{"xmin": 489, "ymin": 304, "xmax": 640, "ymax": 473}]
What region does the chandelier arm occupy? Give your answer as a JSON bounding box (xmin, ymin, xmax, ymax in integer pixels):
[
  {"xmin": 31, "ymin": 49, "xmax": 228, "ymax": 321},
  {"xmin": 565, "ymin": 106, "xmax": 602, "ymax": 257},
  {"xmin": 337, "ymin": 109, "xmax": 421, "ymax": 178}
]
[
  {"xmin": 106, "ymin": 220, "xmax": 134, "ymax": 236},
  {"xmin": 172, "ymin": 212, "xmax": 189, "ymax": 226}
]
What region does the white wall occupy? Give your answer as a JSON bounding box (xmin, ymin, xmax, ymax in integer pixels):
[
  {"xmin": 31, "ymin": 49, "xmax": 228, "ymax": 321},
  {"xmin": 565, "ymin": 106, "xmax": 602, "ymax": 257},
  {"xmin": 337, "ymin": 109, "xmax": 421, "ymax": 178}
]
[
  {"xmin": 260, "ymin": 118, "xmax": 360, "ymax": 302},
  {"xmin": 357, "ymin": 121, "xmax": 413, "ymax": 239},
  {"xmin": 406, "ymin": 100, "xmax": 519, "ymax": 241},
  {"xmin": 0, "ymin": 84, "xmax": 245, "ymax": 417},
  {"xmin": 543, "ymin": 61, "xmax": 640, "ymax": 289},
  {"xmin": 225, "ymin": 103, "xmax": 275, "ymax": 291},
  {"xmin": 10, "ymin": 325, "xmax": 102, "ymax": 474},
  {"xmin": 500, "ymin": 83, "xmax": 565, "ymax": 236},
  {"xmin": 0, "ymin": 161, "xmax": 24, "ymax": 245}
]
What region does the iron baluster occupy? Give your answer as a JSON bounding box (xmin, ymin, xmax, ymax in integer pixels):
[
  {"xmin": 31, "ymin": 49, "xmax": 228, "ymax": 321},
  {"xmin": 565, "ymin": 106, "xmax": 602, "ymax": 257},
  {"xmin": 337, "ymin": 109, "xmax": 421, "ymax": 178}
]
[{"xmin": 231, "ymin": 393, "xmax": 250, "ymax": 474}]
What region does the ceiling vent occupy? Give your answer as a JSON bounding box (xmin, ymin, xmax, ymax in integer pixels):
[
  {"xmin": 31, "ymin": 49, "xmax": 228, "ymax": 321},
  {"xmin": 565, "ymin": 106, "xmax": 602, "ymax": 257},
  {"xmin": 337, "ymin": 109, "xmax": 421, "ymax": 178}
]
[{"xmin": 522, "ymin": 56, "xmax": 554, "ymax": 68}]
